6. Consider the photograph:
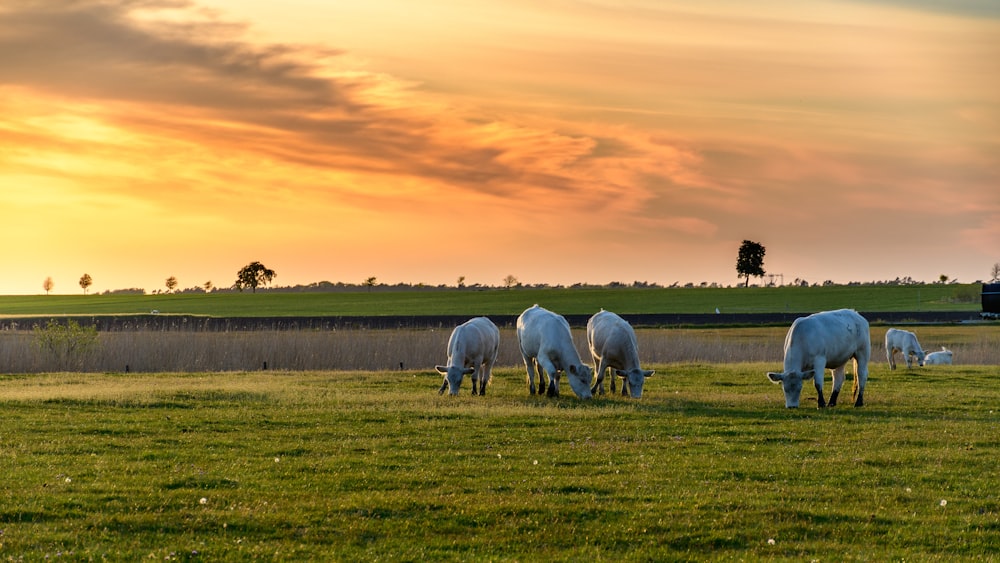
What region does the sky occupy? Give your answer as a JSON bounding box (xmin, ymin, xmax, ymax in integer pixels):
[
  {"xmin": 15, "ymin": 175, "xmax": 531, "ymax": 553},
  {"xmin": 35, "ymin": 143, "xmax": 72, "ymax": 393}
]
[{"xmin": 1, "ymin": 0, "xmax": 997, "ymax": 294}]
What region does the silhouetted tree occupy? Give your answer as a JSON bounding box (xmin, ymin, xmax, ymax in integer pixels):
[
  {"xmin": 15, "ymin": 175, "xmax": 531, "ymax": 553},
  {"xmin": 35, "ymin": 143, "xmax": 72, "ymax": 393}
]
[
  {"xmin": 991, "ymin": 262, "xmax": 1000, "ymax": 282},
  {"xmin": 43, "ymin": 276, "xmax": 54, "ymax": 295},
  {"xmin": 204, "ymin": 280, "xmax": 214, "ymax": 292},
  {"xmin": 79, "ymin": 273, "xmax": 93, "ymax": 294},
  {"xmin": 165, "ymin": 276, "xmax": 179, "ymax": 293},
  {"xmin": 364, "ymin": 276, "xmax": 377, "ymax": 292},
  {"xmin": 234, "ymin": 261, "xmax": 276, "ymax": 293},
  {"xmin": 736, "ymin": 240, "xmax": 766, "ymax": 287},
  {"xmin": 456, "ymin": 275, "xmax": 466, "ymax": 289},
  {"xmin": 503, "ymin": 274, "xmax": 519, "ymax": 289}
]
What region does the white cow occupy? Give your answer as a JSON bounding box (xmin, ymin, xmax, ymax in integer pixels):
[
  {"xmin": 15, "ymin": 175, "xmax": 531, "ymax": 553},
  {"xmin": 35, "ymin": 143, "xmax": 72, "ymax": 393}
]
[
  {"xmin": 516, "ymin": 305, "xmax": 594, "ymax": 399},
  {"xmin": 885, "ymin": 328, "xmax": 925, "ymax": 369},
  {"xmin": 766, "ymin": 309, "xmax": 871, "ymax": 408},
  {"xmin": 924, "ymin": 347, "xmax": 953, "ymax": 365},
  {"xmin": 587, "ymin": 310, "xmax": 654, "ymax": 398},
  {"xmin": 435, "ymin": 317, "xmax": 500, "ymax": 396}
]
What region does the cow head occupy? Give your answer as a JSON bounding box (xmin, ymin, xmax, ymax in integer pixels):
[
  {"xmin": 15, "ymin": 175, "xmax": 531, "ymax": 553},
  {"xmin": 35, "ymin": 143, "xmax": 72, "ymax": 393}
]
[
  {"xmin": 916, "ymin": 349, "xmax": 926, "ymax": 367},
  {"xmin": 436, "ymin": 365, "xmax": 475, "ymax": 396},
  {"xmin": 566, "ymin": 364, "xmax": 594, "ymax": 399},
  {"xmin": 616, "ymin": 368, "xmax": 655, "ymax": 399},
  {"xmin": 766, "ymin": 369, "xmax": 814, "ymax": 408}
]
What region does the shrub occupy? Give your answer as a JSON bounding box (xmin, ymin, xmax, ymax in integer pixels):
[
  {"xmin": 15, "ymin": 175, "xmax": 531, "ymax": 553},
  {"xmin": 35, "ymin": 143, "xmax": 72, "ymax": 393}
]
[{"xmin": 32, "ymin": 319, "xmax": 100, "ymax": 370}]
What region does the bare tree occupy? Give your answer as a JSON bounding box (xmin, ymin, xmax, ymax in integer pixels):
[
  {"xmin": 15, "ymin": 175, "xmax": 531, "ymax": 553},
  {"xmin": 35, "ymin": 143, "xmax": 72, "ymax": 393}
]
[
  {"xmin": 79, "ymin": 273, "xmax": 93, "ymax": 295},
  {"xmin": 991, "ymin": 262, "xmax": 1000, "ymax": 282},
  {"xmin": 43, "ymin": 276, "xmax": 54, "ymax": 295},
  {"xmin": 165, "ymin": 276, "xmax": 179, "ymax": 293},
  {"xmin": 503, "ymin": 274, "xmax": 519, "ymax": 289}
]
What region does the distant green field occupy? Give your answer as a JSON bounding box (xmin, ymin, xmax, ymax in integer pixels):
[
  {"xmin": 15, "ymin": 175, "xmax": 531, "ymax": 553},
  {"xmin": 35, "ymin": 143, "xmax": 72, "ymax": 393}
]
[
  {"xmin": 0, "ymin": 284, "xmax": 982, "ymax": 317},
  {"xmin": 1, "ymin": 364, "xmax": 996, "ymax": 560}
]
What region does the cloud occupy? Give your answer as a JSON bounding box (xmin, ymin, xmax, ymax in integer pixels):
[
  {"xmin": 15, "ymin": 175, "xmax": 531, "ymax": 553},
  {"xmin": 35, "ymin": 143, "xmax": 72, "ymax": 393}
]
[{"xmin": 0, "ymin": 0, "xmax": 700, "ymax": 218}]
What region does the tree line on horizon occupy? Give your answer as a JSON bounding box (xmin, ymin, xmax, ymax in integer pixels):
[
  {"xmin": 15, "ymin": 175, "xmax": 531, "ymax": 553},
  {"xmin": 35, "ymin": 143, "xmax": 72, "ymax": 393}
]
[{"xmin": 39, "ymin": 248, "xmax": 1000, "ymax": 296}]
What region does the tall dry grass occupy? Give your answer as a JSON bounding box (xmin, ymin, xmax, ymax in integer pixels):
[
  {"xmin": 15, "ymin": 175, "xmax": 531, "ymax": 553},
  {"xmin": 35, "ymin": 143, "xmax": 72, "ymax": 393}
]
[{"xmin": 0, "ymin": 325, "xmax": 996, "ymax": 373}]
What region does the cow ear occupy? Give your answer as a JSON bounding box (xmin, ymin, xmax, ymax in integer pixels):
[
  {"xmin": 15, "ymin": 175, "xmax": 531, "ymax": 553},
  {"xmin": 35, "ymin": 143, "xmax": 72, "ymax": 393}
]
[
  {"xmin": 435, "ymin": 365, "xmax": 448, "ymax": 374},
  {"xmin": 615, "ymin": 369, "xmax": 627, "ymax": 379},
  {"xmin": 767, "ymin": 372, "xmax": 784, "ymax": 383},
  {"xmin": 643, "ymin": 370, "xmax": 654, "ymax": 378},
  {"xmin": 462, "ymin": 367, "xmax": 475, "ymax": 375}
]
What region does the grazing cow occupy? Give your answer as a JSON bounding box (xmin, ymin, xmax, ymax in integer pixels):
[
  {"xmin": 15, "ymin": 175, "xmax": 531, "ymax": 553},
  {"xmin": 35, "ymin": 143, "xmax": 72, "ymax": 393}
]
[
  {"xmin": 924, "ymin": 347, "xmax": 953, "ymax": 365},
  {"xmin": 885, "ymin": 328, "xmax": 925, "ymax": 369},
  {"xmin": 516, "ymin": 305, "xmax": 594, "ymax": 399},
  {"xmin": 587, "ymin": 310, "xmax": 654, "ymax": 398},
  {"xmin": 766, "ymin": 309, "xmax": 871, "ymax": 408},
  {"xmin": 435, "ymin": 317, "xmax": 500, "ymax": 396}
]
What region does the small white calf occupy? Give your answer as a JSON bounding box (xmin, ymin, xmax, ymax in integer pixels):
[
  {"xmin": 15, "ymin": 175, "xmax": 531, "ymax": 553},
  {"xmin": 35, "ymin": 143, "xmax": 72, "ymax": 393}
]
[
  {"xmin": 435, "ymin": 317, "xmax": 500, "ymax": 396},
  {"xmin": 766, "ymin": 309, "xmax": 871, "ymax": 408},
  {"xmin": 587, "ymin": 310, "xmax": 654, "ymax": 398},
  {"xmin": 885, "ymin": 328, "xmax": 925, "ymax": 369},
  {"xmin": 516, "ymin": 305, "xmax": 593, "ymax": 399},
  {"xmin": 924, "ymin": 347, "xmax": 953, "ymax": 365}
]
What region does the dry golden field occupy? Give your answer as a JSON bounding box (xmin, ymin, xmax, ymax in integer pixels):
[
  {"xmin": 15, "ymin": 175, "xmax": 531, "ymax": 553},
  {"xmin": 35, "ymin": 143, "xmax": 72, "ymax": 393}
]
[{"xmin": 0, "ymin": 325, "xmax": 995, "ymax": 373}]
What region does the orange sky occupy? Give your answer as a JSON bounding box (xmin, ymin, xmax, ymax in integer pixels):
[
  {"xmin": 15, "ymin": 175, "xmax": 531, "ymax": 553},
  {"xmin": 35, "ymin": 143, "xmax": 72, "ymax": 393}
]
[{"xmin": 1, "ymin": 1, "xmax": 998, "ymax": 294}]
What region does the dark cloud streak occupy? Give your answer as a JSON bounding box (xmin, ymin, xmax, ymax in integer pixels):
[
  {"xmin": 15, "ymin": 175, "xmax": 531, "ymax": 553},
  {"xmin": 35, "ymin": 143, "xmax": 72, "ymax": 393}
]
[{"xmin": 0, "ymin": 0, "xmax": 613, "ymax": 200}]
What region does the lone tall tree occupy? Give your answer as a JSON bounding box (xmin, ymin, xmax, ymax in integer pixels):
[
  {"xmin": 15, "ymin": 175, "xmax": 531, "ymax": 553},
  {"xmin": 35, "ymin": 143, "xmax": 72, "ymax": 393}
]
[
  {"xmin": 234, "ymin": 262, "xmax": 276, "ymax": 293},
  {"xmin": 43, "ymin": 276, "xmax": 54, "ymax": 295},
  {"xmin": 79, "ymin": 273, "xmax": 93, "ymax": 294},
  {"xmin": 736, "ymin": 240, "xmax": 766, "ymax": 287}
]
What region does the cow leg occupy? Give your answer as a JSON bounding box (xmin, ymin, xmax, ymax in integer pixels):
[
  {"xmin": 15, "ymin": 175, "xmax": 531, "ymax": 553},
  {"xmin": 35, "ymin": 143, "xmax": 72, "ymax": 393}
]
[
  {"xmin": 480, "ymin": 360, "xmax": 493, "ymax": 397},
  {"xmin": 887, "ymin": 349, "xmax": 896, "ymax": 370},
  {"xmin": 854, "ymin": 358, "xmax": 868, "ymax": 407},
  {"xmin": 591, "ymin": 357, "xmax": 606, "ymax": 395},
  {"xmin": 546, "ymin": 372, "xmax": 560, "ymax": 397},
  {"xmin": 523, "ymin": 356, "xmax": 538, "ymax": 395},
  {"xmin": 438, "ymin": 379, "xmax": 448, "ymax": 395},
  {"xmin": 537, "ymin": 358, "xmax": 559, "ymax": 397},
  {"xmin": 471, "ymin": 367, "xmax": 479, "ymax": 396},
  {"xmin": 535, "ymin": 359, "xmax": 547, "ymax": 395},
  {"xmin": 813, "ymin": 358, "xmax": 827, "ymax": 408},
  {"xmin": 828, "ymin": 365, "xmax": 846, "ymax": 407}
]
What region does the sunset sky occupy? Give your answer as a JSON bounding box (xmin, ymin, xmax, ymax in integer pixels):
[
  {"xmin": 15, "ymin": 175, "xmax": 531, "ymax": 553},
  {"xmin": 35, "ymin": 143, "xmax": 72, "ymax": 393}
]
[{"xmin": 2, "ymin": 0, "xmax": 997, "ymax": 294}]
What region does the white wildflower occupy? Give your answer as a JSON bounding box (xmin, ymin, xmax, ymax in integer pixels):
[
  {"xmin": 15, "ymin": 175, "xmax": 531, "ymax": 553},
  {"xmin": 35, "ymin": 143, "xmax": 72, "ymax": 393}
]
[
  {"xmin": 200, "ymin": 497, "xmax": 208, "ymax": 505},
  {"xmin": 768, "ymin": 538, "xmax": 776, "ymax": 545},
  {"xmin": 940, "ymin": 499, "xmax": 947, "ymax": 507}
]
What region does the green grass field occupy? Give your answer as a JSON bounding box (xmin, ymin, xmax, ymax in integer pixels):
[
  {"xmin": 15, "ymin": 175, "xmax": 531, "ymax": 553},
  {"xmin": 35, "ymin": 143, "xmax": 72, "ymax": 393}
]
[
  {"xmin": 2, "ymin": 364, "xmax": 997, "ymax": 560},
  {"xmin": 0, "ymin": 283, "xmax": 983, "ymax": 317}
]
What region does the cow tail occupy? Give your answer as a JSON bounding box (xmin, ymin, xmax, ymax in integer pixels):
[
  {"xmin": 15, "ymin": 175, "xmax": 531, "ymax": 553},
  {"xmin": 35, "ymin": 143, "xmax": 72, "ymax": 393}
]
[{"xmin": 852, "ymin": 358, "xmax": 860, "ymax": 399}]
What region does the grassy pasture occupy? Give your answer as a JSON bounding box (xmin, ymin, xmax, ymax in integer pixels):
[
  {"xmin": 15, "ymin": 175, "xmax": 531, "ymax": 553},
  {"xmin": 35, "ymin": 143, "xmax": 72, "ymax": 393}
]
[
  {"xmin": 0, "ymin": 283, "xmax": 982, "ymax": 317},
  {"xmin": 1, "ymin": 364, "xmax": 998, "ymax": 560}
]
